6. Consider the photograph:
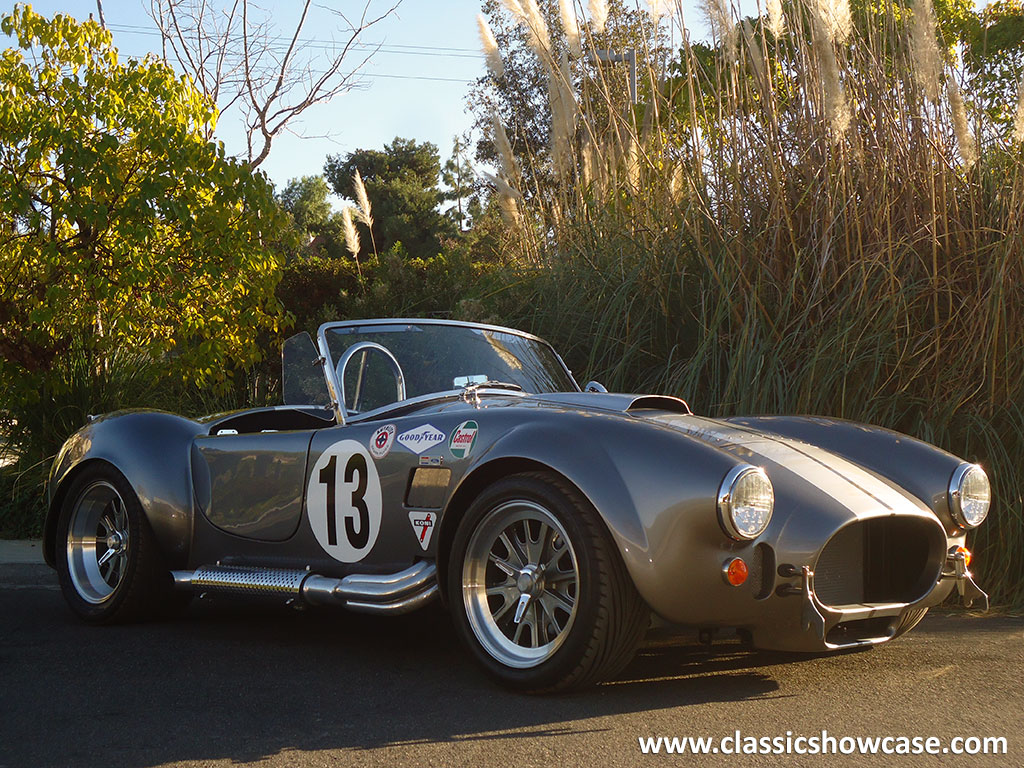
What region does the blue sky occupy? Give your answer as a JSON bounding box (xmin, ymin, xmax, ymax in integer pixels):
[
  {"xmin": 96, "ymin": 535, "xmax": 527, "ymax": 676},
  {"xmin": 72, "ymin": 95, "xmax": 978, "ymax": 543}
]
[{"xmin": 11, "ymin": 1, "xmax": 730, "ymax": 195}]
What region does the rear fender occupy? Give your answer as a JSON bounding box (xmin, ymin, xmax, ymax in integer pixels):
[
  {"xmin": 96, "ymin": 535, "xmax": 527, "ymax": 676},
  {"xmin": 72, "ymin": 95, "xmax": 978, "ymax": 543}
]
[{"xmin": 45, "ymin": 411, "xmax": 201, "ymax": 568}]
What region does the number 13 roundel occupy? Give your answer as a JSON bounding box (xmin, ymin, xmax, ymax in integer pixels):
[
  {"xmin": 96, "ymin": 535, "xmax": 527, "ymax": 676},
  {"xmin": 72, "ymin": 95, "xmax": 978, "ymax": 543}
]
[{"xmin": 307, "ymin": 440, "xmax": 382, "ymax": 562}]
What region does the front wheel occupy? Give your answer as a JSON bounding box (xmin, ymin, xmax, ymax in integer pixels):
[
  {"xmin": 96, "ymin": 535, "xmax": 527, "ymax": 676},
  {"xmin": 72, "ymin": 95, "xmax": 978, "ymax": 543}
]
[{"xmin": 448, "ymin": 472, "xmax": 650, "ymax": 692}]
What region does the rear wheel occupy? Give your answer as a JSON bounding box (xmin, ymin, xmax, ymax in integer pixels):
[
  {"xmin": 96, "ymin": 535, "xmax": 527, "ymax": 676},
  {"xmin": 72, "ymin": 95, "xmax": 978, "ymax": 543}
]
[
  {"xmin": 56, "ymin": 467, "xmax": 169, "ymax": 623},
  {"xmin": 448, "ymin": 472, "xmax": 649, "ymax": 692}
]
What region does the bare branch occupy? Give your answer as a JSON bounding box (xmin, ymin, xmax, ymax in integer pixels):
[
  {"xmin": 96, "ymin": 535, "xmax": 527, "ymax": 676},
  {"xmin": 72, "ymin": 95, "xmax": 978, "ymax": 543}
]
[{"xmin": 148, "ymin": 0, "xmax": 402, "ymax": 167}]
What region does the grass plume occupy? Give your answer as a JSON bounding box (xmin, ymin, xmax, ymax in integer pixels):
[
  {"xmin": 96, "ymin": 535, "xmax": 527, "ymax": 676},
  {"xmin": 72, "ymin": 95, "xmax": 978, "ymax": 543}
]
[{"xmin": 478, "ymin": 13, "xmax": 504, "ymax": 79}]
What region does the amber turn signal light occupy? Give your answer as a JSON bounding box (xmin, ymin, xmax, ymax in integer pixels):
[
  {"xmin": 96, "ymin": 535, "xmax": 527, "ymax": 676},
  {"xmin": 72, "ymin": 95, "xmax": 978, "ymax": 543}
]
[
  {"xmin": 722, "ymin": 557, "xmax": 748, "ymax": 586},
  {"xmin": 955, "ymin": 546, "xmax": 973, "ymax": 569}
]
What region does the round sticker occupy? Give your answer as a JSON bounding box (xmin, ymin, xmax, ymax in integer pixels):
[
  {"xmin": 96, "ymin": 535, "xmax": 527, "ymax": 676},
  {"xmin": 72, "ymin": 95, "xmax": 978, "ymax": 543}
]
[
  {"xmin": 370, "ymin": 424, "xmax": 396, "ymax": 459},
  {"xmin": 307, "ymin": 439, "xmax": 382, "ymax": 562},
  {"xmin": 449, "ymin": 420, "xmax": 479, "ymax": 459}
]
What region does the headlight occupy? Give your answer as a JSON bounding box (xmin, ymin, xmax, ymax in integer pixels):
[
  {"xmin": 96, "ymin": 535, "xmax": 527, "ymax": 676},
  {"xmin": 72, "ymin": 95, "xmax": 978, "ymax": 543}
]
[
  {"xmin": 949, "ymin": 463, "xmax": 991, "ymax": 529},
  {"xmin": 718, "ymin": 465, "xmax": 774, "ymax": 540}
]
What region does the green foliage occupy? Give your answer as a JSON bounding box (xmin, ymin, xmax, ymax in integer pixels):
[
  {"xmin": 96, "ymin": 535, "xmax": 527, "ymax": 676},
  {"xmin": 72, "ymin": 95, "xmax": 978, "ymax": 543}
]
[
  {"xmin": 323, "ymin": 137, "xmax": 456, "ymax": 260},
  {"xmin": 276, "ymin": 175, "xmax": 348, "ymax": 261},
  {"xmin": 964, "ymin": 0, "xmax": 1024, "ymax": 134},
  {"xmin": 276, "ymin": 242, "xmax": 498, "ymax": 337},
  {"xmin": 0, "ymin": 6, "xmax": 287, "ymax": 419},
  {"xmin": 279, "ymin": 175, "xmax": 333, "ymax": 233}
]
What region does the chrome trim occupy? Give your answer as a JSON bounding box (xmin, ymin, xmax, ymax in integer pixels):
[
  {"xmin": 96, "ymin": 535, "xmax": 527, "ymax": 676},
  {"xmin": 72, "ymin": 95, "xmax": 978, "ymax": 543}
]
[
  {"xmin": 317, "ymin": 332, "xmax": 346, "ymax": 425},
  {"xmin": 798, "ymin": 566, "xmax": 904, "ymax": 648},
  {"xmin": 950, "ymin": 549, "xmax": 989, "ymax": 610},
  {"xmin": 335, "ymin": 341, "xmax": 407, "ymax": 417},
  {"xmin": 170, "ymin": 561, "xmax": 439, "ymax": 615},
  {"xmin": 716, "ymin": 465, "xmax": 773, "ymax": 541},
  {"xmin": 948, "ymin": 463, "xmax": 989, "ymax": 529}
]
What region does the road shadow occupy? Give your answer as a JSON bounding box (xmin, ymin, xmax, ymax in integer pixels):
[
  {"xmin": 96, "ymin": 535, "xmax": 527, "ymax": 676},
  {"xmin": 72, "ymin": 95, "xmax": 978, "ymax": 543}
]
[
  {"xmin": 5, "ymin": 580, "xmax": 1017, "ymax": 767},
  {"xmin": 0, "ymin": 587, "xmax": 790, "ymax": 767}
]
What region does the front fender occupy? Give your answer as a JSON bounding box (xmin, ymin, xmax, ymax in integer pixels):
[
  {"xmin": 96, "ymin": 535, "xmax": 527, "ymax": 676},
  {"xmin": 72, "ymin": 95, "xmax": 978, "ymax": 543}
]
[
  {"xmin": 44, "ymin": 410, "xmax": 201, "ymax": 568},
  {"xmin": 443, "ymin": 410, "xmax": 740, "ymax": 620}
]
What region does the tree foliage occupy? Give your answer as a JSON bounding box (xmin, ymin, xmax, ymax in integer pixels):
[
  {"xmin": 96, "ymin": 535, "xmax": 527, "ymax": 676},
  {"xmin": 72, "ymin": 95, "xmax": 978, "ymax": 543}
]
[
  {"xmin": 323, "ymin": 137, "xmax": 456, "ymax": 260},
  {"xmin": 0, "ymin": 6, "xmax": 288, "ymax": 410}
]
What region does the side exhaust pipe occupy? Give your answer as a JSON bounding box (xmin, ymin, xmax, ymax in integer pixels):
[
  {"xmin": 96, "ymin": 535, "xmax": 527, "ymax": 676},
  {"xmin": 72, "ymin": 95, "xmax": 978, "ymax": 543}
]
[{"xmin": 170, "ymin": 561, "xmax": 438, "ymax": 615}]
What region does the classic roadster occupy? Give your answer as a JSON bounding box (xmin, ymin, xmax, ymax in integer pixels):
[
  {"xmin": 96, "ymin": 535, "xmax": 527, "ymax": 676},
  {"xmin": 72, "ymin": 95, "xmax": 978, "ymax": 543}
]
[{"xmin": 45, "ymin": 319, "xmax": 991, "ymax": 691}]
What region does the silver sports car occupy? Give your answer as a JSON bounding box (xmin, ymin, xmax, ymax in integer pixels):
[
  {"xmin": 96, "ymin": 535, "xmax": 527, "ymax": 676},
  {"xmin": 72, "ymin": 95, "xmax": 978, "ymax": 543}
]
[{"xmin": 45, "ymin": 319, "xmax": 991, "ymax": 691}]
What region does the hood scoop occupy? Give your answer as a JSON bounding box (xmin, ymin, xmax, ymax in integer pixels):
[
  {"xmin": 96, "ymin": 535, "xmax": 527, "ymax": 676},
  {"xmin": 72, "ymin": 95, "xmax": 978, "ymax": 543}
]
[
  {"xmin": 624, "ymin": 395, "xmax": 692, "ymax": 414},
  {"xmin": 535, "ymin": 392, "xmax": 691, "ymax": 415}
]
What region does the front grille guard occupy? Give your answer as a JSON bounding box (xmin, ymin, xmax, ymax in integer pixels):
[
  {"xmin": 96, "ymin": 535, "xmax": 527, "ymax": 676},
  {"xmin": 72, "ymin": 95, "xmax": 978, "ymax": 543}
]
[{"xmin": 797, "ymin": 558, "xmax": 988, "ymax": 648}]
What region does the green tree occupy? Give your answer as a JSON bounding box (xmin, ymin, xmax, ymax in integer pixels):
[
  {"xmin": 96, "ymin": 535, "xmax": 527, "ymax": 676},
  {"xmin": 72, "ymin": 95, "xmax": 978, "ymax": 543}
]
[
  {"xmin": 441, "ymin": 134, "xmax": 483, "ymax": 231},
  {"xmin": 277, "ymin": 175, "xmax": 347, "ymax": 260},
  {"xmin": 963, "ymin": 0, "xmax": 1024, "ymax": 137},
  {"xmin": 323, "ymin": 137, "xmax": 457, "ymax": 261},
  {"xmin": 0, "ymin": 6, "xmax": 288, "ymax": 409}
]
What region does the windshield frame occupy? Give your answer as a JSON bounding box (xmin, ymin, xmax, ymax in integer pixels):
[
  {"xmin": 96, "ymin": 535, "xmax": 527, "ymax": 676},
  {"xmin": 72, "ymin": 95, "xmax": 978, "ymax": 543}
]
[{"xmin": 315, "ymin": 318, "xmax": 580, "ymax": 425}]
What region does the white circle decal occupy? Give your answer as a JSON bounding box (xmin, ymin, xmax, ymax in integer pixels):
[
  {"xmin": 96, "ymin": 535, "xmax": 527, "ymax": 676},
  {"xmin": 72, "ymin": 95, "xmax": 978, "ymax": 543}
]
[{"xmin": 307, "ymin": 439, "xmax": 382, "ymax": 562}]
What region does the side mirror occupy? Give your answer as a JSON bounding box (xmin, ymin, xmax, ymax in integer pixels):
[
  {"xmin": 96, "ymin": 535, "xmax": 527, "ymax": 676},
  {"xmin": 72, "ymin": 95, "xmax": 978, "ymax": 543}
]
[{"xmin": 585, "ymin": 381, "xmax": 608, "ymax": 393}]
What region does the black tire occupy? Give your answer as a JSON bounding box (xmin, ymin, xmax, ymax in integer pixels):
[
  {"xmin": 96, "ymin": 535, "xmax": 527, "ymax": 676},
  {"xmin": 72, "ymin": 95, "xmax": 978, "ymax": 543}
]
[
  {"xmin": 56, "ymin": 466, "xmax": 173, "ymax": 623},
  {"xmin": 447, "ymin": 471, "xmax": 650, "ymax": 693},
  {"xmin": 892, "ymin": 607, "xmax": 929, "ymax": 638}
]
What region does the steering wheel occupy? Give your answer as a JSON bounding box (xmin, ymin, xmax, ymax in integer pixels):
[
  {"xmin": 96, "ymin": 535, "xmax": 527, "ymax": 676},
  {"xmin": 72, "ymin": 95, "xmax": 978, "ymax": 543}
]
[{"xmin": 334, "ymin": 341, "xmax": 406, "ymax": 415}]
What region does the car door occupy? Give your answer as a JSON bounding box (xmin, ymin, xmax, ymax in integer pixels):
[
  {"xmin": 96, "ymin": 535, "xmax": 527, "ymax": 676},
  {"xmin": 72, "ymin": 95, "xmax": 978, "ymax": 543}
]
[{"xmin": 191, "ymin": 429, "xmax": 315, "ymax": 541}]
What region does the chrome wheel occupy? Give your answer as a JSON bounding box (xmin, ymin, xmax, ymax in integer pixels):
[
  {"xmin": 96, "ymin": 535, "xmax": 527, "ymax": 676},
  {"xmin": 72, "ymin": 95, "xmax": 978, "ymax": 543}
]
[
  {"xmin": 462, "ymin": 500, "xmax": 580, "ymax": 669},
  {"xmin": 66, "ymin": 480, "xmax": 130, "ymax": 604}
]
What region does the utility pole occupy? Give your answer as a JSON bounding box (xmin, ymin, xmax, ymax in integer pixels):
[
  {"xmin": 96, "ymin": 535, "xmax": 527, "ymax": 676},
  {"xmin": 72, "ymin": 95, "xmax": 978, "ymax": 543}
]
[{"xmin": 590, "ymin": 48, "xmax": 637, "ymax": 105}]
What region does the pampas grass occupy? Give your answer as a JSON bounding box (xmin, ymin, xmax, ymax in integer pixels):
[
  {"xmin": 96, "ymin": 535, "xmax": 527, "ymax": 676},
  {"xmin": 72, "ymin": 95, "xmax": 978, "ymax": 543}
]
[
  {"xmin": 911, "ymin": 0, "xmax": 944, "ymax": 102},
  {"xmin": 352, "ymin": 169, "xmax": 372, "ymax": 228},
  {"xmin": 559, "ymin": 0, "xmax": 581, "ymax": 58},
  {"xmin": 588, "ymin": 0, "xmax": 607, "ymax": 34},
  {"xmin": 767, "ymin": 0, "xmax": 784, "ymax": 38},
  {"xmin": 476, "ymin": 0, "xmax": 1024, "ymax": 605},
  {"xmin": 1013, "ymin": 76, "xmax": 1024, "ymax": 144},
  {"xmin": 341, "ymin": 205, "xmax": 360, "ymax": 263},
  {"xmin": 478, "ymin": 13, "xmax": 504, "ymax": 79},
  {"xmin": 947, "ymin": 76, "xmax": 976, "ymax": 168},
  {"xmin": 817, "ymin": 0, "xmax": 853, "ymax": 44}
]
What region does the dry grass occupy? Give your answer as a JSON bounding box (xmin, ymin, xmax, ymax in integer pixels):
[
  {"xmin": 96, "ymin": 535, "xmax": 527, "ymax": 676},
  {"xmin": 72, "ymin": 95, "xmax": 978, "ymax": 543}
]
[{"xmin": 479, "ymin": 0, "xmax": 1024, "ymax": 605}]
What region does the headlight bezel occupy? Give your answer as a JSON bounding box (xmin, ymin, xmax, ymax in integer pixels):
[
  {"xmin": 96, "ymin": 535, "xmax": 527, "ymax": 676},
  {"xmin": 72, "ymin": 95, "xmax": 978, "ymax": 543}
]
[
  {"xmin": 948, "ymin": 463, "xmax": 991, "ymax": 529},
  {"xmin": 717, "ymin": 465, "xmax": 775, "ymax": 541}
]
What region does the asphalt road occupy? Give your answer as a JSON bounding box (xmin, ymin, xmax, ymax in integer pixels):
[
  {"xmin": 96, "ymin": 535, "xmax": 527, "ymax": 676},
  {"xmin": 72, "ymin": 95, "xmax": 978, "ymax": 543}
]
[{"xmin": 1, "ymin": 561, "xmax": 1021, "ymax": 768}]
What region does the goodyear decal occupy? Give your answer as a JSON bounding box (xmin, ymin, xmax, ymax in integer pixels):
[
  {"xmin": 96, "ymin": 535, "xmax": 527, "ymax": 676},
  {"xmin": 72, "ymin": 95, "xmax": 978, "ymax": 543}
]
[{"xmin": 397, "ymin": 424, "xmax": 446, "ymax": 454}]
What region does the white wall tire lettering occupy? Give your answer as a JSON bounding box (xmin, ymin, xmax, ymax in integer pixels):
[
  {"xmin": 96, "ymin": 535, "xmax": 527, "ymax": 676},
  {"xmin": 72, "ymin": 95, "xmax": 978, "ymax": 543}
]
[{"xmin": 308, "ymin": 439, "xmax": 382, "ymax": 562}]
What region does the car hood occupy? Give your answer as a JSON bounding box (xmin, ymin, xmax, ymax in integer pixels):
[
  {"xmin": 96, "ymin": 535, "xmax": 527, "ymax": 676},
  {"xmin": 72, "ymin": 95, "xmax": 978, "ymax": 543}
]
[{"xmin": 631, "ymin": 412, "xmax": 931, "ymax": 522}]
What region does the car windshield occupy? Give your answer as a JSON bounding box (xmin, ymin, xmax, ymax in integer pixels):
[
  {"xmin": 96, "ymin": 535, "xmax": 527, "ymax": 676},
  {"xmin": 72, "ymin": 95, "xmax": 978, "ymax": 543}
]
[{"xmin": 323, "ymin": 322, "xmax": 577, "ymax": 408}]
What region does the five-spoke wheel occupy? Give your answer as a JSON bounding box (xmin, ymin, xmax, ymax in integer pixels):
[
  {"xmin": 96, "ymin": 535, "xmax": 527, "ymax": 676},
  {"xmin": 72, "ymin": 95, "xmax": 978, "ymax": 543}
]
[
  {"xmin": 56, "ymin": 466, "xmax": 166, "ymax": 622},
  {"xmin": 65, "ymin": 480, "xmax": 131, "ymax": 604}
]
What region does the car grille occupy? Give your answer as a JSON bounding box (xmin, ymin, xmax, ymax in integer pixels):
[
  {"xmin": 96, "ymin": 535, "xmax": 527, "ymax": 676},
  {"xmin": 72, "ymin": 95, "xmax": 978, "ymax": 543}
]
[{"xmin": 814, "ymin": 516, "xmax": 945, "ymax": 607}]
